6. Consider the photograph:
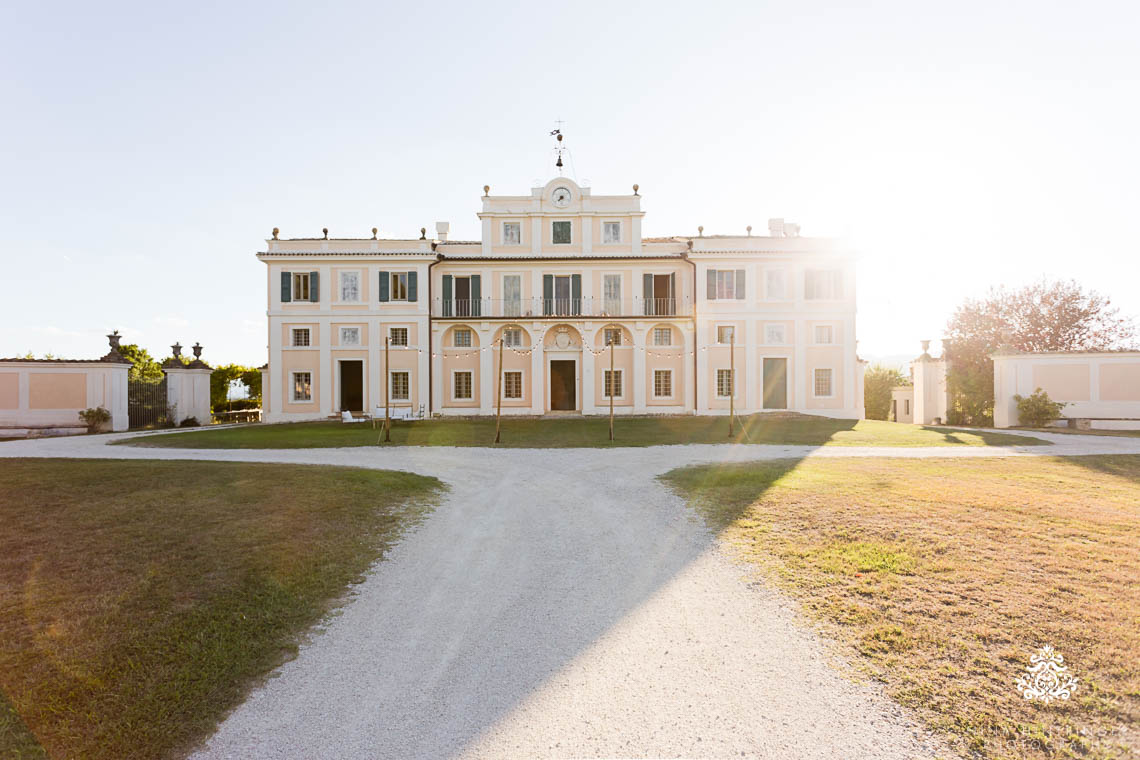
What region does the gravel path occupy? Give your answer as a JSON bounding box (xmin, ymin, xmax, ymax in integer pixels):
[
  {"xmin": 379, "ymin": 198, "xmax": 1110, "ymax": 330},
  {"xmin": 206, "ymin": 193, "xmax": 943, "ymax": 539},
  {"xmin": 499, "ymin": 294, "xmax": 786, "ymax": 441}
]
[{"xmin": 4, "ymin": 429, "xmax": 1138, "ymax": 759}]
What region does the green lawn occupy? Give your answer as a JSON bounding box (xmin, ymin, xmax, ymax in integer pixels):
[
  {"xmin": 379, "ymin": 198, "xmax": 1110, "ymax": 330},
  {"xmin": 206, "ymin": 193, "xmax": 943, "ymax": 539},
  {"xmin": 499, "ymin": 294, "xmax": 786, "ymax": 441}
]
[
  {"xmin": 0, "ymin": 459, "xmax": 442, "ymax": 760},
  {"xmin": 662, "ymin": 455, "xmax": 1140, "ymax": 760},
  {"xmin": 122, "ymin": 414, "xmax": 1047, "ymax": 449}
]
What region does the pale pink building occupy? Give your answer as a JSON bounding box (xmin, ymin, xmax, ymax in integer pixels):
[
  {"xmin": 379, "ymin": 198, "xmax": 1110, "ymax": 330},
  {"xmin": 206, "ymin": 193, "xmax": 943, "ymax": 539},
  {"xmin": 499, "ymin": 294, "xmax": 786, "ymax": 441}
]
[{"xmin": 259, "ymin": 177, "xmax": 863, "ymax": 421}]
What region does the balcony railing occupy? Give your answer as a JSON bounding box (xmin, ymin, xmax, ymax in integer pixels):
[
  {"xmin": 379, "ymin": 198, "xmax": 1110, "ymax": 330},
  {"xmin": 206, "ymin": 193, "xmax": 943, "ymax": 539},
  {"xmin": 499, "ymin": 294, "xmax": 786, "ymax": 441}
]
[{"xmin": 432, "ymin": 297, "xmax": 691, "ymax": 319}]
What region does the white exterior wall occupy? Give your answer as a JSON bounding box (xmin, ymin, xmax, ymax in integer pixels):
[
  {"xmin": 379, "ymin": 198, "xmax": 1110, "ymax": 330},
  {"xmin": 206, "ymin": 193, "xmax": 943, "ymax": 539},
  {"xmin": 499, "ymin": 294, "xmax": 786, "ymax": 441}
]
[
  {"xmin": 0, "ymin": 361, "xmax": 130, "ymax": 433},
  {"xmin": 165, "ymin": 367, "xmax": 212, "ymax": 425},
  {"xmin": 993, "ymin": 352, "xmax": 1140, "ymax": 428},
  {"xmin": 911, "ymin": 357, "xmax": 948, "ymax": 425}
]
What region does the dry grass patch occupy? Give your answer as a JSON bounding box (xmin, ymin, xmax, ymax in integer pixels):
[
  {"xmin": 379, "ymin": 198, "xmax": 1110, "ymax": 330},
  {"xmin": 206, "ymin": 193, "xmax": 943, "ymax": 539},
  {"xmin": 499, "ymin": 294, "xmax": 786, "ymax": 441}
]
[
  {"xmin": 0, "ymin": 458, "xmax": 442, "ymax": 760},
  {"xmin": 662, "ymin": 455, "xmax": 1140, "ymax": 759}
]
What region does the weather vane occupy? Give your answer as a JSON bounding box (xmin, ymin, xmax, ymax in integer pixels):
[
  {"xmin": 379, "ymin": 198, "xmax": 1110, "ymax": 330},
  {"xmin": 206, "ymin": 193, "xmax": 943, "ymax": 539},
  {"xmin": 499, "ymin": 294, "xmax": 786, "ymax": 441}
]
[{"xmin": 550, "ymin": 122, "xmax": 565, "ymax": 174}]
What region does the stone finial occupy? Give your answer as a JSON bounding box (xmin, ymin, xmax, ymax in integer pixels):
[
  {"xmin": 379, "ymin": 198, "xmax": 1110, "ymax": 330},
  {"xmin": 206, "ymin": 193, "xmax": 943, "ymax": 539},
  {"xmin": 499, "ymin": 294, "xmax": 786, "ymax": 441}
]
[
  {"xmin": 483, "ymin": 185, "xmax": 490, "ymax": 196},
  {"xmin": 192, "ymin": 342, "xmax": 203, "ymax": 359},
  {"xmin": 372, "ymin": 227, "xmax": 378, "ymax": 239},
  {"xmin": 920, "ymin": 340, "xmax": 931, "ymax": 356},
  {"xmin": 420, "ymin": 227, "xmax": 427, "ymax": 240},
  {"xmin": 746, "ymin": 225, "xmax": 752, "ymax": 236},
  {"xmin": 632, "ymin": 183, "xmax": 639, "ymax": 195},
  {"xmin": 272, "ymin": 227, "xmax": 279, "ymax": 240},
  {"xmin": 698, "ymin": 225, "xmax": 704, "ymax": 237},
  {"xmin": 107, "ymin": 330, "xmax": 122, "ymax": 350},
  {"xmin": 171, "ymin": 342, "xmax": 182, "ymax": 358},
  {"xmin": 322, "ymin": 227, "xmax": 329, "ymax": 239}
]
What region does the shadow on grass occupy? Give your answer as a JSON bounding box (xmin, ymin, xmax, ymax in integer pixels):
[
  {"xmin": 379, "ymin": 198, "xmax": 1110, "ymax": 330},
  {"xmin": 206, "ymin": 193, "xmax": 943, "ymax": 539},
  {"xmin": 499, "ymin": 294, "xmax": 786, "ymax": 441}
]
[
  {"xmin": 1063, "ymin": 453, "xmax": 1140, "ymax": 486},
  {"xmin": 0, "ymin": 689, "xmax": 44, "ymax": 759}
]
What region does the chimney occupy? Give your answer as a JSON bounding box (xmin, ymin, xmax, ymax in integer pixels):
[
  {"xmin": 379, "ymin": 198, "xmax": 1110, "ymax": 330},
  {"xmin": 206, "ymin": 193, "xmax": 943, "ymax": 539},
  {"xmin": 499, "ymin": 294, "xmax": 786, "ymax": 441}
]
[
  {"xmin": 435, "ymin": 221, "xmax": 450, "ymax": 242},
  {"xmin": 768, "ymin": 218, "xmax": 785, "ymax": 237}
]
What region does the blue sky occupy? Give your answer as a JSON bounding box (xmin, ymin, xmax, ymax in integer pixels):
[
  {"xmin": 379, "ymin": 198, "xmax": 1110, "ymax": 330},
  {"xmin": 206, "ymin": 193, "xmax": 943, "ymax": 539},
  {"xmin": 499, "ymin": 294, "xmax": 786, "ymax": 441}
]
[{"xmin": 3, "ymin": 0, "xmax": 1138, "ymax": 366}]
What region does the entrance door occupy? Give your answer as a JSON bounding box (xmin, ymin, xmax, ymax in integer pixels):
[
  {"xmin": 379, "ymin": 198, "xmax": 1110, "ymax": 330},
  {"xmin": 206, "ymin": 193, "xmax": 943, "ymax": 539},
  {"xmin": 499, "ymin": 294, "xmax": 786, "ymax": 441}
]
[
  {"xmin": 340, "ymin": 360, "xmax": 364, "ymax": 412},
  {"xmin": 454, "ymin": 277, "xmax": 471, "ymax": 317},
  {"xmin": 549, "ymin": 360, "xmax": 576, "ymax": 410},
  {"xmin": 762, "ymin": 358, "xmax": 787, "ymax": 409}
]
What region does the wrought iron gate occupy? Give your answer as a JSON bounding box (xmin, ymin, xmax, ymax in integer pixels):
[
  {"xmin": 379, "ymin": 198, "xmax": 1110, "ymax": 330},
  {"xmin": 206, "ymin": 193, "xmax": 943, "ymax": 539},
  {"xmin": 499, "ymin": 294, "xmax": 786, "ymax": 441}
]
[{"xmin": 127, "ymin": 377, "xmax": 168, "ymax": 429}]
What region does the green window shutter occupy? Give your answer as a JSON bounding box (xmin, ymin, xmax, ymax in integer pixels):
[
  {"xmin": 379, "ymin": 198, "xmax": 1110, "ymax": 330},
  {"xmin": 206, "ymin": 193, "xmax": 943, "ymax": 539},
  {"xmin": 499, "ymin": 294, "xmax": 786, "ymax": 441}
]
[
  {"xmin": 309, "ymin": 271, "xmax": 320, "ymax": 302},
  {"xmin": 281, "ymin": 272, "xmax": 292, "ymax": 303},
  {"xmin": 378, "ymin": 271, "xmax": 390, "ymax": 302},
  {"xmin": 407, "ymin": 271, "xmax": 418, "ymax": 302},
  {"xmin": 570, "ymin": 274, "xmax": 581, "ymax": 316},
  {"xmin": 470, "ymin": 275, "xmax": 481, "ymax": 317},
  {"xmin": 542, "ymin": 274, "xmax": 554, "ymax": 316},
  {"xmin": 706, "ymin": 269, "xmax": 717, "ymax": 301},
  {"xmin": 735, "ymin": 269, "xmax": 745, "ymax": 300},
  {"xmin": 643, "ymin": 273, "xmax": 654, "ymax": 315},
  {"xmin": 442, "ymin": 275, "xmax": 453, "ymax": 317}
]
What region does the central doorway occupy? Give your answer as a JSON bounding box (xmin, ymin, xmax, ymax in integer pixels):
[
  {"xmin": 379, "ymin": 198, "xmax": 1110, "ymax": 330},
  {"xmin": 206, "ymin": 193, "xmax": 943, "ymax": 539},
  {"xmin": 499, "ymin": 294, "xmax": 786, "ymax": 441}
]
[
  {"xmin": 339, "ymin": 360, "xmax": 364, "ymax": 412},
  {"xmin": 549, "ymin": 360, "xmax": 576, "ymax": 410},
  {"xmin": 762, "ymin": 358, "xmax": 788, "ymax": 409}
]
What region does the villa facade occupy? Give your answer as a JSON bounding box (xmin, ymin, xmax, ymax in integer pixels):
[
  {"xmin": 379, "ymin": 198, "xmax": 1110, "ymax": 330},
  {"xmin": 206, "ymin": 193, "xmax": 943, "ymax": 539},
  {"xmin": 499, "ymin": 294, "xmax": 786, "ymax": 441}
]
[{"xmin": 259, "ymin": 178, "xmax": 863, "ymax": 421}]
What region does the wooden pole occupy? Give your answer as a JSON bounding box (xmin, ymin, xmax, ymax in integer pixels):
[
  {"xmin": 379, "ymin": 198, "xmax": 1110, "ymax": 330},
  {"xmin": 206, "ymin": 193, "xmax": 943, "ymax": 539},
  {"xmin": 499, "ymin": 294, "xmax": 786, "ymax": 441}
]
[
  {"xmin": 383, "ymin": 335, "xmax": 391, "ymax": 443},
  {"xmin": 494, "ymin": 337, "xmax": 504, "ymax": 443},
  {"xmin": 728, "ymin": 327, "xmax": 735, "ymax": 438},
  {"xmin": 609, "ymin": 340, "xmax": 615, "ymax": 441}
]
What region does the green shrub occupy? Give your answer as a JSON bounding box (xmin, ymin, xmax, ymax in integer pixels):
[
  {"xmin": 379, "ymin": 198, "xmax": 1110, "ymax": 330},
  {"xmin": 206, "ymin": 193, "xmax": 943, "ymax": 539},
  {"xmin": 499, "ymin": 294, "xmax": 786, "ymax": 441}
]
[
  {"xmin": 1013, "ymin": 388, "xmax": 1066, "ymax": 428},
  {"xmin": 78, "ymin": 406, "xmax": 111, "ymax": 433},
  {"xmin": 179, "ymin": 417, "xmax": 201, "ymax": 427}
]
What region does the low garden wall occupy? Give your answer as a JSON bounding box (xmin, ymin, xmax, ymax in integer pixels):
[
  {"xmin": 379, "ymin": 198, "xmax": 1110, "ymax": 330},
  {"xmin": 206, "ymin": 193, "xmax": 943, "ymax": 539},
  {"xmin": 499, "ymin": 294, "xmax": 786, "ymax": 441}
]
[
  {"xmin": 993, "ymin": 351, "xmax": 1140, "ymax": 429},
  {"xmin": 0, "ymin": 360, "xmax": 131, "ymax": 434}
]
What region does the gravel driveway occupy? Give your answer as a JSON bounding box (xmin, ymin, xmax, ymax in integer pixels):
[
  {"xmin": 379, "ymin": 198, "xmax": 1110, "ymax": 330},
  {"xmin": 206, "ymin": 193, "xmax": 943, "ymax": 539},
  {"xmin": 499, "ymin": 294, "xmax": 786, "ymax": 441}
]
[{"xmin": 5, "ymin": 429, "xmax": 1138, "ymax": 759}]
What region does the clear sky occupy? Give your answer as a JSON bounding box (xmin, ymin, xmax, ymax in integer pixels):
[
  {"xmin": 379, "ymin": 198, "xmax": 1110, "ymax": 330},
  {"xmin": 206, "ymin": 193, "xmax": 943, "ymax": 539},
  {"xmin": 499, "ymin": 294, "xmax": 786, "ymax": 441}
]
[{"xmin": 3, "ymin": 0, "xmax": 1137, "ymax": 367}]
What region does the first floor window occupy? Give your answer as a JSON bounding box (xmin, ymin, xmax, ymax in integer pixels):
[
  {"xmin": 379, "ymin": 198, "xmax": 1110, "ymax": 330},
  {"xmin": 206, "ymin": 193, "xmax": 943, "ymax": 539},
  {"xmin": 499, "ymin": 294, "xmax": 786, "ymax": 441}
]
[
  {"xmin": 604, "ymin": 369, "xmax": 623, "ymax": 398},
  {"xmin": 454, "ymin": 328, "xmax": 472, "ymax": 347},
  {"xmin": 503, "ymin": 327, "xmax": 522, "ymax": 347},
  {"xmin": 717, "ymin": 369, "xmax": 734, "ymax": 398},
  {"xmin": 814, "ymin": 368, "xmax": 834, "ymax": 397},
  {"xmin": 708, "ymin": 269, "xmax": 744, "ymax": 300},
  {"xmin": 292, "ymin": 328, "xmax": 311, "ymax": 347},
  {"xmin": 454, "ymin": 371, "xmax": 473, "ymax": 399},
  {"xmin": 339, "ymin": 271, "xmax": 360, "ymax": 302},
  {"xmin": 653, "ymin": 326, "xmax": 672, "ymax": 346},
  {"xmin": 390, "ymin": 371, "xmax": 409, "ymax": 400},
  {"xmin": 389, "ymin": 327, "xmax": 408, "ymax": 346},
  {"xmin": 292, "ymin": 272, "xmax": 312, "ymax": 301},
  {"xmin": 339, "ymin": 327, "xmax": 361, "ymax": 346},
  {"xmin": 390, "ymin": 272, "xmax": 409, "ymax": 301},
  {"xmin": 504, "ymin": 370, "xmax": 523, "ymax": 399},
  {"xmin": 604, "ymin": 327, "xmax": 622, "ymax": 346},
  {"xmin": 805, "ymin": 269, "xmax": 844, "ymax": 300},
  {"xmin": 603, "ymin": 221, "xmax": 621, "ymax": 243},
  {"xmin": 717, "ymin": 325, "xmax": 735, "ymax": 344},
  {"xmin": 765, "ymin": 324, "xmax": 787, "ymax": 344},
  {"xmin": 765, "ymin": 268, "xmax": 786, "ymax": 300},
  {"xmin": 552, "ymin": 220, "xmax": 572, "ymax": 244},
  {"xmin": 603, "ymin": 273, "xmax": 621, "ymax": 313},
  {"xmin": 814, "ymin": 325, "xmax": 834, "ymax": 344},
  {"xmin": 654, "ymin": 369, "xmax": 673, "ymax": 398},
  {"xmin": 503, "ymin": 221, "xmax": 521, "ymax": 244},
  {"xmin": 503, "ymin": 275, "xmax": 521, "ymax": 317},
  {"xmin": 292, "ymin": 372, "xmax": 312, "ymax": 402}
]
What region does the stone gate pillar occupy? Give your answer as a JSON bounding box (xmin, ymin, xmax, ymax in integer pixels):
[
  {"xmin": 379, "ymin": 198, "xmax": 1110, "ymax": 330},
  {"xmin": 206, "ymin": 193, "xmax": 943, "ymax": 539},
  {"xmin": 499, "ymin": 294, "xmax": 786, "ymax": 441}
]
[{"xmin": 164, "ymin": 342, "xmax": 213, "ymax": 425}]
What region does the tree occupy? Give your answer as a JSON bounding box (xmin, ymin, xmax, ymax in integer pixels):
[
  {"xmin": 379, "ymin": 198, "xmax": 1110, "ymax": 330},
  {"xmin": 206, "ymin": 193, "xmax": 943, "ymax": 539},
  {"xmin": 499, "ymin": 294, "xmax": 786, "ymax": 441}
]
[
  {"xmin": 864, "ymin": 364, "xmax": 907, "ymax": 420},
  {"xmin": 945, "ymin": 280, "xmax": 1137, "ymax": 425},
  {"xmin": 210, "ymin": 364, "xmax": 262, "ymax": 411},
  {"xmin": 117, "ymin": 344, "xmax": 164, "ymax": 381}
]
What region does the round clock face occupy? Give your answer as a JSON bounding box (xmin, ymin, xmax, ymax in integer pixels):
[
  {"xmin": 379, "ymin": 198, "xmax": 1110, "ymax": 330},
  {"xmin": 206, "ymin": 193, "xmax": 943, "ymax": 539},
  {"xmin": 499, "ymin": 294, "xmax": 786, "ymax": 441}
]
[{"xmin": 552, "ymin": 187, "xmax": 572, "ymax": 207}]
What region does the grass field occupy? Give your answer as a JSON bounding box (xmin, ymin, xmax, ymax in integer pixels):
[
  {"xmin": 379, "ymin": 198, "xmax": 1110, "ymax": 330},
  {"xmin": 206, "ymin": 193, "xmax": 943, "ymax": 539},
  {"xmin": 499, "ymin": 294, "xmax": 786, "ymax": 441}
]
[
  {"xmin": 662, "ymin": 455, "xmax": 1140, "ymax": 760},
  {"xmin": 122, "ymin": 414, "xmax": 1047, "ymax": 449},
  {"xmin": 0, "ymin": 459, "xmax": 442, "ymax": 760}
]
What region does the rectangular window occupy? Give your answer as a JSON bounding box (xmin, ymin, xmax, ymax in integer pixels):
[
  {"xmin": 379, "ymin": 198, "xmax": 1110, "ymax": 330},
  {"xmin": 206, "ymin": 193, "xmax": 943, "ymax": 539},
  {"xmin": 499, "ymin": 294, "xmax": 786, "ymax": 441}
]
[
  {"xmin": 390, "ymin": 272, "xmax": 409, "ymax": 301},
  {"xmin": 814, "ymin": 368, "xmax": 834, "ymax": 397},
  {"xmin": 603, "ymin": 221, "xmax": 621, "ymax": 243},
  {"xmin": 717, "ymin": 325, "xmax": 735, "ymax": 344},
  {"xmin": 905, "ymin": 399, "xmax": 911, "ymax": 415},
  {"xmin": 291, "ymin": 328, "xmax": 311, "ymax": 347},
  {"xmin": 603, "ymin": 369, "xmax": 623, "ymax": 399},
  {"xmin": 653, "ymin": 326, "xmax": 672, "ymax": 346},
  {"xmin": 503, "ymin": 327, "xmax": 522, "ymax": 347},
  {"xmin": 390, "ymin": 371, "xmax": 409, "ymax": 400},
  {"xmin": 339, "ymin": 271, "xmax": 360, "ymax": 302},
  {"xmin": 604, "ymin": 327, "xmax": 622, "ymax": 346},
  {"xmin": 454, "ymin": 328, "xmax": 472, "ymax": 348},
  {"xmin": 503, "ymin": 274, "xmax": 521, "ymax": 317},
  {"xmin": 603, "ymin": 274, "xmax": 621, "ymax": 314},
  {"xmin": 716, "ymin": 369, "xmax": 734, "ymax": 398},
  {"xmin": 765, "ymin": 324, "xmax": 786, "ymax": 344},
  {"xmin": 653, "ymin": 369, "xmax": 673, "ymax": 398},
  {"xmin": 389, "ymin": 327, "xmax": 408, "ymax": 346},
  {"xmin": 292, "ymin": 273, "xmax": 311, "ymax": 301},
  {"xmin": 814, "ymin": 325, "xmax": 834, "ymax": 344},
  {"xmin": 552, "ymin": 220, "xmax": 572, "ymax": 244},
  {"xmin": 765, "ymin": 269, "xmax": 786, "ymax": 300},
  {"xmin": 503, "ymin": 222, "xmax": 521, "ymax": 245},
  {"xmin": 339, "ymin": 327, "xmax": 361, "ymax": 346},
  {"xmin": 805, "ymin": 269, "xmax": 844, "ymax": 300},
  {"xmin": 292, "ymin": 371, "xmax": 312, "ymax": 402},
  {"xmin": 504, "ymin": 370, "xmax": 523, "ymax": 399},
  {"xmin": 708, "ymin": 269, "xmax": 744, "ymax": 300},
  {"xmin": 454, "ymin": 371, "xmax": 473, "ymax": 400}
]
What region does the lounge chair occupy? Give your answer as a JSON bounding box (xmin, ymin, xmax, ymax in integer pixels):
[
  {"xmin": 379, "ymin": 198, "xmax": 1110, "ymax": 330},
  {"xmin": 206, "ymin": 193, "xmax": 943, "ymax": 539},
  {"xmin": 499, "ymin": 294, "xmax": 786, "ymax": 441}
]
[{"xmin": 341, "ymin": 410, "xmax": 367, "ymax": 424}]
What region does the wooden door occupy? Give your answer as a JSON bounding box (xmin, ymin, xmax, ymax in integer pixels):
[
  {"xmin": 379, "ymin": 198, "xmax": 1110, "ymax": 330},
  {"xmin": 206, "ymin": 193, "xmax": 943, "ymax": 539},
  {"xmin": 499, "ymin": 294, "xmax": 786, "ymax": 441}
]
[{"xmin": 549, "ymin": 360, "xmax": 576, "ymax": 410}]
